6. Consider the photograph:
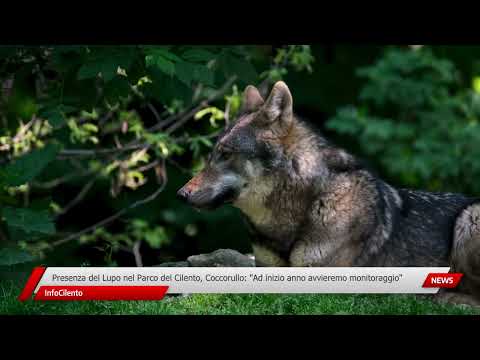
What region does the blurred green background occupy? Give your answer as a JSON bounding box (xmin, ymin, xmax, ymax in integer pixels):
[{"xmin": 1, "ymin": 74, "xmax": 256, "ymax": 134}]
[{"xmin": 2, "ymin": 45, "xmax": 480, "ymax": 277}]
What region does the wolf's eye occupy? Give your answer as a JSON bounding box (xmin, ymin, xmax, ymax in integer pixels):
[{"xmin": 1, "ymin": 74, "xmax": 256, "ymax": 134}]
[{"xmin": 219, "ymin": 151, "xmax": 233, "ymax": 161}]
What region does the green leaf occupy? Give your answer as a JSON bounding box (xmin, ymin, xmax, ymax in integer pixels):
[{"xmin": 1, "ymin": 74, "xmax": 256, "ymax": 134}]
[
  {"xmin": 175, "ymin": 62, "xmax": 214, "ymax": 87},
  {"xmin": 221, "ymin": 52, "xmax": 257, "ymax": 83},
  {"xmin": 43, "ymin": 110, "xmax": 64, "ymax": 127},
  {"xmin": 0, "ymin": 143, "xmax": 61, "ymax": 187},
  {"xmin": 473, "ymin": 77, "xmax": 480, "ymax": 94},
  {"xmin": 193, "ymin": 64, "xmax": 214, "ymax": 86},
  {"xmin": 146, "ymin": 55, "xmax": 175, "ymax": 76},
  {"xmin": 143, "ymin": 47, "xmax": 182, "ymax": 62},
  {"xmin": 144, "ymin": 47, "xmax": 183, "ymax": 78},
  {"xmin": 7, "ymin": 227, "xmax": 46, "ymax": 243},
  {"xmin": 78, "ymin": 60, "xmax": 117, "ymax": 81},
  {"xmin": 198, "ymin": 137, "xmax": 213, "ymax": 147},
  {"xmin": 2, "ymin": 207, "xmax": 56, "ymax": 235},
  {"xmin": 103, "ymin": 77, "xmax": 132, "ymax": 103},
  {"xmin": 182, "ymin": 49, "xmax": 216, "ymax": 62},
  {"xmin": 144, "ymin": 69, "xmax": 193, "ymax": 104},
  {"xmin": 77, "ymin": 47, "xmax": 136, "ymax": 82},
  {"xmin": 174, "ymin": 61, "xmax": 195, "ymax": 86},
  {"xmin": 144, "ymin": 227, "xmax": 169, "ymax": 249},
  {"xmin": 0, "ymin": 247, "xmax": 34, "ymax": 266}
]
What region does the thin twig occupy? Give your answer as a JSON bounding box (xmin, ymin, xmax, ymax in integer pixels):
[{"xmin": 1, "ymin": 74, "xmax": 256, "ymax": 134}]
[
  {"xmin": 258, "ymin": 45, "xmax": 292, "ymax": 93},
  {"xmin": 165, "ymin": 101, "xmax": 208, "ymax": 134},
  {"xmin": 13, "ymin": 117, "xmax": 36, "ymax": 143},
  {"xmin": 117, "ymin": 244, "xmax": 132, "ymax": 253},
  {"xmin": 147, "ymin": 113, "xmax": 179, "ymax": 132},
  {"xmin": 176, "ymin": 129, "xmax": 222, "ymax": 145},
  {"xmin": 166, "ymin": 157, "xmax": 191, "ymax": 175},
  {"xmin": 114, "ymin": 134, "xmax": 122, "ymax": 149},
  {"xmin": 147, "ymin": 102, "xmax": 162, "ymax": 124},
  {"xmin": 58, "ymin": 143, "xmax": 148, "ymax": 158},
  {"xmin": 31, "ymin": 169, "xmax": 96, "ymax": 189},
  {"xmin": 98, "ymin": 105, "xmax": 118, "ymax": 127},
  {"xmin": 55, "ymin": 176, "xmax": 98, "ymax": 218},
  {"xmin": 134, "ymin": 159, "xmax": 160, "ymax": 173},
  {"xmin": 165, "ymin": 76, "xmax": 237, "ymax": 135},
  {"xmin": 69, "ymin": 158, "xmax": 89, "ymax": 172},
  {"xmin": 224, "ymin": 101, "xmax": 231, "ymax": 126},
  {"xmin": 53, "ymin": 76, "xmax": 237, "ymax": 161},
  {"xmin": 49, "ymin": 161, "xmax": 168, "ymax": 248},
  {"xmin": 132, "ymin": 240, "xmax": 143, "ymax": 267},
  {"xmin": 51, "ymin": 105, "xmax": 118, "ymax": 132},
  {"xmin": 23, "ymin": 186, "xmax": 30, "ymax": 207},
  {"xmin": 0, "ymin": 117, "xmax": 37, "ymax": 151}
]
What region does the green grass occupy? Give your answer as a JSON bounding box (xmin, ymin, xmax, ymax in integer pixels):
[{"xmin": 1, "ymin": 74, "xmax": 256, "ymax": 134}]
[{"xmin": 1, "ymin": 280, "xmax": 479, "ymax": 315}]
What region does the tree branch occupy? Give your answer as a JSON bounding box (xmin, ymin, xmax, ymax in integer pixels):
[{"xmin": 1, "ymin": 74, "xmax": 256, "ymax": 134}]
[
  {"xmin": 31, "ymin": 168, "xmax": 96, "ymax": 189},
  {"xmin": 48, "ymin": 76, "xmax": 238, "ymax": 162},
  {"xmin": 134, "ymin": 159, "xmax": 160, "ymax": 173},
  {"xmin": 165, "ymin": 75, "xmax": 237, "ymax": 135},
  {"xmin": 54, "ymin": 175, "xmax": 98, "ymax": 218},
  {"xmin": 147, "ymin": 102, "xmax": 163, "ymax": 124},
  {"xmin": 58, "ymin": 143, "xmax": 147, "ymax": 158},
  {"xmin": 49, "ymin": 160, "xmax": 168, "ymax": 248},
  {"xmin": 132, "ymin": 240, "xmax": 143, "ymax": 267}
]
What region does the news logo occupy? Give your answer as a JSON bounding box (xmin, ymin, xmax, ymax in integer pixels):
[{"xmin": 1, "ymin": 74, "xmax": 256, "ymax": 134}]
[
  {"xmin": 422, "ymin": 273, "xmax": 463, "ymax": 289},
  {"xmin": 18, "ymin": 267, "xmax": 463, "ymax": 302}
]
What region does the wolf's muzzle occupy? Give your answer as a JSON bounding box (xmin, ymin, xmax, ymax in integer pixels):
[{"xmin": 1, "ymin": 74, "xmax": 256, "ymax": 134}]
[{"xmin": 176, "ymin": 187, "xmax": 191, "ymax": 203}]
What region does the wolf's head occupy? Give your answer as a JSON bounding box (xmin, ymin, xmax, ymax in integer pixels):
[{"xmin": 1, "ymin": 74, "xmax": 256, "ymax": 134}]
[
  {"xmin": 177, "ymin": 81, "xmax": 362, "ymax": 212},
  {"xmin": 177, "ymin": 81, "xmax": 300, "ymax": 210}
]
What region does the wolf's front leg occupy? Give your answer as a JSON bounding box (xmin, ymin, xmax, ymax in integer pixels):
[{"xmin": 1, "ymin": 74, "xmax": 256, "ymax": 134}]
[
  {"xmin": 289, "ymin": 239, "xmax": 360, "ymax": 267},
  {"xmin": 431, "ymin": 290, "xmax": 480, "ymax": 308},
  {"xmin": 289, "ymin": 241, "xmax": 325, "ymax": 267},
  {"xmin": 252, "ymin": 244, "xmax": 289, "ymax": 267}
]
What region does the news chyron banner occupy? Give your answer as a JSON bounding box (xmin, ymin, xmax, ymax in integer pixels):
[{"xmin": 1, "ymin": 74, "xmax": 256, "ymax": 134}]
[{"xmin": 19, "ymin": 267, "xmax": 463, "ymax": 301}]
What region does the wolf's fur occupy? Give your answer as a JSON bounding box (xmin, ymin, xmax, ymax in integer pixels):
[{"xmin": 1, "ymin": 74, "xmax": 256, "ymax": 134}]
[{"xmin": 177, "ymin": 81, "xmax": 480, "ymax": 305}]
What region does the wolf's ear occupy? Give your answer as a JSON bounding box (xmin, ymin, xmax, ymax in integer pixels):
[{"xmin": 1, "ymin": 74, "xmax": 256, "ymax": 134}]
[
  {"xmin": 323, "ymin": 148, "xmax": 362, "ymax": 173},
  {"xmin": 261, "ymin": 81, "xmax": 293, "ymax": 125},
  {"xmin": 240, "ymin": 85, "xmax": 264, "ymax": 113}
]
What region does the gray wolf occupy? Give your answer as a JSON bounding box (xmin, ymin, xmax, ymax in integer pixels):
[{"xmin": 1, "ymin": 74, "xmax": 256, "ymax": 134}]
[{"xmin": 177, "ymin": 81, "xmax": 480, "ymax": 305}]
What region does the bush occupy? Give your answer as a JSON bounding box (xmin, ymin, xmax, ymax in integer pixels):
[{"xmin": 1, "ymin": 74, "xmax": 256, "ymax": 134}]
[
  {"xmin": 0, "ymin": 45, "xmax": 314, "ymax": 267},
  {"xmin": 326, "ymin": 47, "xmax": 480, "ymax": 195}
]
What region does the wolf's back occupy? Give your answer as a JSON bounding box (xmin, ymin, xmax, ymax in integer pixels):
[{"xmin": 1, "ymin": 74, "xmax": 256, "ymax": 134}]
[{"xmin": 375, "ymin": 188, "xmax": 480, "ymax": 266}]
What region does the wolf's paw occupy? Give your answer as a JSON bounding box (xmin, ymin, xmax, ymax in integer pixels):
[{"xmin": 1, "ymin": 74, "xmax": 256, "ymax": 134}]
[{"xmin": 432, "ymin": 291, "xmax": 480, "ymax": 308}]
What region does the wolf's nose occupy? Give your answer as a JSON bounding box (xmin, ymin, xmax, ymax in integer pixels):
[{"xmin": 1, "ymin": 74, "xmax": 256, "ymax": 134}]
[{"xmin": 177, "ymin": 188, "xmax": 189, "ymax": 203}]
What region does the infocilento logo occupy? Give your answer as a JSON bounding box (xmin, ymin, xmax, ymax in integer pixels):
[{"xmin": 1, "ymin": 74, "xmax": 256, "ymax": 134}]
[{"xmin": 18, "ymin": 267, "xmax": 464, "ymax": 301}]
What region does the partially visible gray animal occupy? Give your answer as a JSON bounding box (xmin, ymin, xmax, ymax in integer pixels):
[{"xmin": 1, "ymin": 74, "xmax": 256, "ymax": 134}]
[{"xmin": 177, "ymin": 81, "xmax": 480, "ymax": 306}]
